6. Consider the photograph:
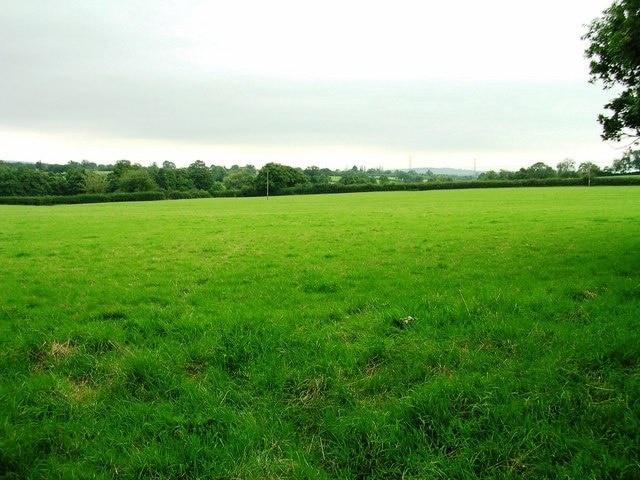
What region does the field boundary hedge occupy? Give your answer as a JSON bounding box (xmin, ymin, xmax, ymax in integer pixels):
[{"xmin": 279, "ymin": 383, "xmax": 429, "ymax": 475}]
[
  {"xmin": 278, "ymin": 176, "xmax": 640, "ymax": 196},
  {"xmin": 0, "ymin": 191, "xmax": 166, "ymax": 205},
  {"xmin": 1, "ymin": 176, "xmax": 639, "ymax": 205}
]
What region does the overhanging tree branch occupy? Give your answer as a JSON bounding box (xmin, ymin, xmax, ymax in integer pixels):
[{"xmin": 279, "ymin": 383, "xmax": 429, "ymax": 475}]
[{"xmin": 584, "ymin": 0, "xmax": 640, "ymax": 142}]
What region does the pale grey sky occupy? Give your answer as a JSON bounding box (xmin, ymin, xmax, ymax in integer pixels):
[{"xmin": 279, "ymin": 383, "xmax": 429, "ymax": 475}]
[{"xmin": 0, "ymin": 0, "xmax": 622, "ymax": 171}]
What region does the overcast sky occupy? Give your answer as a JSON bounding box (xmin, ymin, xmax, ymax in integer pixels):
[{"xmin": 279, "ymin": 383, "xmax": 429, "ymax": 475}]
[{"xmin": 0, "ymin": 0, "xmax": 623, "ymax": 171}]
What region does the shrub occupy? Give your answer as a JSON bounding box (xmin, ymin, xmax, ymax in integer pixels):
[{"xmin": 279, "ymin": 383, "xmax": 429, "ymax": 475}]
[
  {"xmin": 167, "ymin": 190, "xmax": 211, "ymax": 200},
  {"xmin": 0, "ymin": 191, "xmax": 166, "ymax": 205},
  {"xmin": 593, "ymin": 175, "xmax": 640, "ymax": 186}
]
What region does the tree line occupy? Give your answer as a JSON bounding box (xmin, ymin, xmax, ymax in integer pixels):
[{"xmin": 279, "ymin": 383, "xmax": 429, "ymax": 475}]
[
  {"xmin": 476, "ymin": 157, "xmax": 640, "ymax": 181},
  {"xmin": 0, "ymin": 160, "xmax": 449, "ymax": 198},
  {"xmin": 1, "ymin": 152, "xmax": 639, "ymax": 201}
]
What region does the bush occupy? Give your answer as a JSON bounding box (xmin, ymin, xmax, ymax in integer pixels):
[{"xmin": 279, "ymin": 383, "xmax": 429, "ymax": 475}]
[
  {"xmin": 275, "ymin": 178, "xmax": 587, "ymax": 196},
  {"xmin": 117, "ymin": 170, "xmax": 159, "ymax": 193},
  {"xmin": 166, "ymin": 190, "xmax": 211, "ymax": 200},
  {"xmin": 0, "ymin": 191, "xmax": 166, "ymax": 205},
  {"xmin": 592, "ymin": 175, "xmax": 640, "ymax": 186}
]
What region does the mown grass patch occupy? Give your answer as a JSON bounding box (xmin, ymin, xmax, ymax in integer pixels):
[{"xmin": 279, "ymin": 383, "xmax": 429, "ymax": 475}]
[{"xmin": 1, "ymin": 187, "xmax": 639, "ymax": 478}]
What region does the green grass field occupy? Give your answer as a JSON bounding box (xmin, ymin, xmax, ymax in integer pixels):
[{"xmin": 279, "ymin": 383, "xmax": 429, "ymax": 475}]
[{"xmin": 1, "ymin": 187, "xmax": 639, "ymax": 479}]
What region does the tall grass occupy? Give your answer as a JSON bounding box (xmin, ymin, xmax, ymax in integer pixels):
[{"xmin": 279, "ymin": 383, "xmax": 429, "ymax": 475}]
[{"xmin": 1, "ymin": 187, "xmax": 639, "ymax": 478}]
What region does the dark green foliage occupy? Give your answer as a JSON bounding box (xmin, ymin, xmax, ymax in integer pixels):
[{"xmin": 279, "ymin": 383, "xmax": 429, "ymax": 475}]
[
  {"xmin": 255, "ymin": 162, "xmax": 310, "ymax": 194},
  {"xmin": 117, "ymin": 169, "xmax": 158, "ymax": 192},
  {"xmin": 611, "ymin": 148, "xmax": 640, "ymax": 173},
  {"xmin": 106, "ymin": 159, "xmax": 133, "ymax": 192},
  {"xmin": 557, "ymin": 158, "xmax": 578, "ymax": 177},
  {"xmin": 3, "ymin": 174, "xmax": 636, "ymax": 205},
  {"xmin": 592, "ymin": 174, "xmax": 640, "ymax": 185},
  {"xmin": 106, "ymin": 160, "xmax": 158, "ymax": 193},
  {"xmin": 187, "ymin": 160, "xmax": 214, "ymax": 191},
  {"xmin": 63, "ymin": 169, "xmax": 87, "ymax": 195},
  {"xmin": 166, "ymin": 189, "xmax": 211, "ymax": 199},
  {"xmin": 584, "ymin": 0, "xmax": 640, "ymax": 142},
  {"xmin": 0, "ymin": 164, "xmax": 20, "ymax": 196},
  {"xmin": 222, "ymin": 170, "xmax": 256, "ymax": 194},
  {"xmin": 0, "ymin": 191, "xmax": 166, "ymax": 205},
  {"xmin": 304, "ymin": 166, "xmax": 331, "ymax": 184},
  {"xmin": 279, "ymin": 177, "xmax": 594, "ymax": 196},
  {"xmin": 1, "ymin": 158, "xmax": 638, "ymax": 205},
  {"xmin": 525, "ymin": 161, "xmax": 556, "ymax": 179},
  {"xmin": 151, "ymin": 164, "xmax": 178, "ymax": 191},
  {"xmin": 339, "ymin": 171, "xmax": 377, "ymax": 185}
]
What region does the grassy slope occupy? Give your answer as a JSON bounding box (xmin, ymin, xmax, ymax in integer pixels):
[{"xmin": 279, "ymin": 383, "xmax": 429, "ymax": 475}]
[{"xmin": 1, "ymin": 187, "xmax": 639, "ymax": 479}]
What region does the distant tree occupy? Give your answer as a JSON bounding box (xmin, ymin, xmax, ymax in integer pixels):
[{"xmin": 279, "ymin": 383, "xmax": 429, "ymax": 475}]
[
  {"xmin": 0, "ymin": 164, "xmax": 19, "ymax": 195},
  {"xmin": 255, "ymin": 163, "xmax": 309, "ymax": 194},
  {"xmin": 526, "ymin": 162, "xmax": 556, "ymax": 179},
  {"xmin": 478, "ymin": 170, "xmax": 499, "ymax": 181},
  {"xmin": 223, "ymin": 170, "xmax": 256, "ymax": 193},
  {"xmin": 304, "ymin": 166, "xmax": 330, "ymax": 185},
  {"xmin": 584, "ymin": 0, "xmax": 640, "ymax": 143},
  {"xmin": 209, "ymin": 165, "xmax": 227, "ymax": 182},
  {"xmin": 556, "ymin": 159, "xmax": 577, "ymax": 178},
  {"xmin": 65, "ymin": 169, "xmax": 87, "ymax": 195},
  {"xmin": 111, "ymin": 160, "xmax": 133, "ymax": 176},
  {"xmin": 188, "ymin": 160, "xmax": 214, "ymax": 190},
  {"xmin": 611, "ymin": 153, "xmax": 633, "ymax": 173},
  {"xmin": 209, "ymin": 181, "xmax": 225, "ymax": 193},
  {"xmin": 147, "ymin": 163, "xmax": 160, "ymax": 184},
  {"xmin": 611, "ymin": 148, "xmax": 640, "ymax": 172},
  {"xmin": 627, "ymin": 149, "xmax": 640, "ymax": 170},
  {"xmin": 16, "ymin": 168, "xmax": 51, "ymax": 196},
  {"xmin": 106, "ymin": 160, "xmax": 134, "ymax": 192},
  {"xmin": 339, "ymin": 171, "xmax": 375, "ymax": 185},
  {"xmin": 117, "ymin": 169, "xmax": 158, "ymax": 192},
  {"xmin": 395, "ymin": 170, "xmax": 424, "ymax": 183},
  {"xmin": 498, "ymin": 169, "xmax": 517, "ymax": 180},
  {"xmin": 84, "ymin": 171, "xmax": 108, "ymax": 193},
  {"xmin": 153, "ymin": 165, "xmax": 177, "ymax": 191},
  {"xmin": 37, "ymin": 162, "xmax": 64, "ymax": 173},
  {"xmin": 578, "ymin": 161, "xmax": 602, "ymax": 185},
  {"xmin": 81, "ymin": 160, "xmax": 98, "ymax": 170},
  {"xmin": 578, "ymin": 161, "xmax": 602, "ymax": 175},
  {"xmin": 434, "ymin": 174, "xmax": 455, "ymax": 182},
  {"xmin": 47, "ymin": 173, "xmax": 69, "ymax": 196},
  {"xmin": 243, "ymin": 164, "xmax": 257, "ymax": 175},
  {"xmin": 175, "ymin": 169, "xmax": 195, "ymax": 191},
  {"xmin": 66, "ymin": 160, "xmax": 83, "ymax": 171},
  {"xmin": 512, "ymin": 168, "xmax": 528, "ymax": 180}
]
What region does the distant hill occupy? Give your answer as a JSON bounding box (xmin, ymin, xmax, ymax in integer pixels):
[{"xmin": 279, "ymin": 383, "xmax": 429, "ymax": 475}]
[{"xmin": 403, "ymin": 167, "xmax": 483, "ymax": 177}]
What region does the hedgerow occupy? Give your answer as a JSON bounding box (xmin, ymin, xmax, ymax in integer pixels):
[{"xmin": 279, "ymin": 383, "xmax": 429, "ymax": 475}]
[
  {"xmin": 0, "ymin": 191, "xmax": 166, "ymax": 205},
  {"xmin": 1, "ymin": 176, "xmax": 638, "ymax": 204}
]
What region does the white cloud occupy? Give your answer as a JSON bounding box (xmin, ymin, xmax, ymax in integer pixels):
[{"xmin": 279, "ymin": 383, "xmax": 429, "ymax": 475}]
[
  {"xmin": 0, "ymin": 0, "xmax": 620, "ymax": 170},
  {"xmin": 168, "ymin": 0, "xmax": 609, "ymax": 81}
]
